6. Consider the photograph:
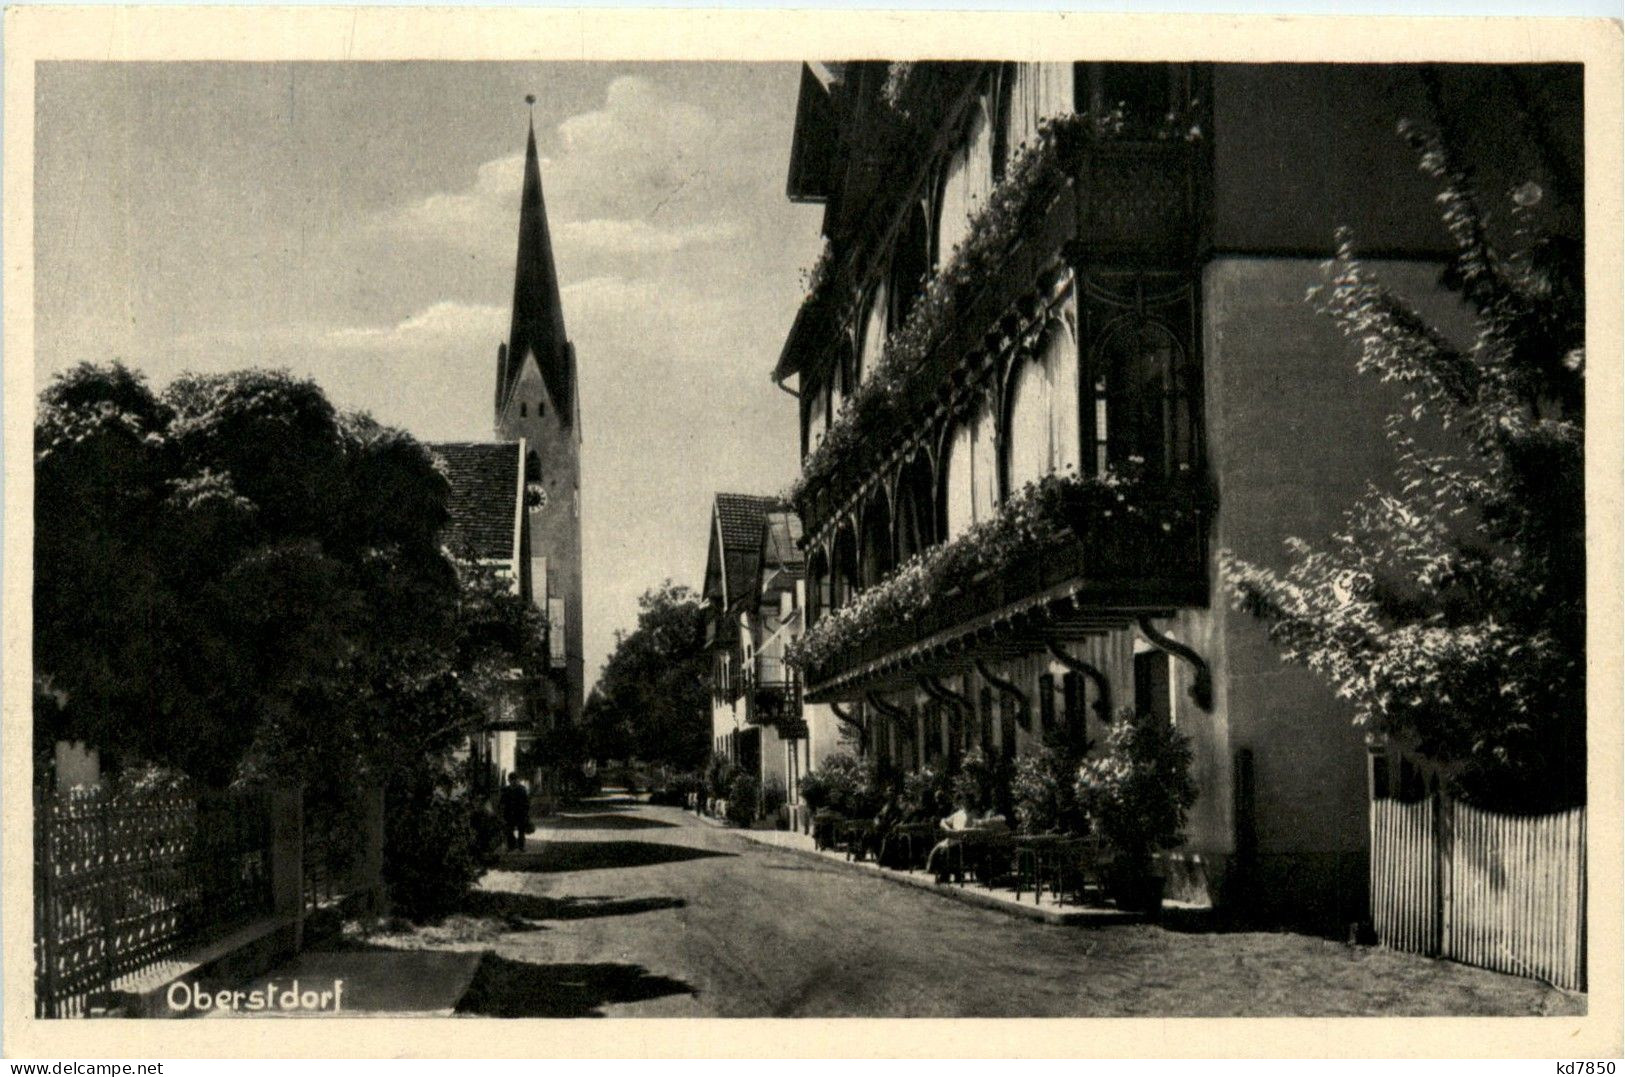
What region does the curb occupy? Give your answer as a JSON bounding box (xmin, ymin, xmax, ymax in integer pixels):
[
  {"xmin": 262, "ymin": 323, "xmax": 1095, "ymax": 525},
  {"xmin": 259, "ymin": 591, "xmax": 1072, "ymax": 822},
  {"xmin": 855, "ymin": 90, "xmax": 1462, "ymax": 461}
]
[{"xmin": 730, "ymin": 828, "xmax": 1141, "ymax": 928}]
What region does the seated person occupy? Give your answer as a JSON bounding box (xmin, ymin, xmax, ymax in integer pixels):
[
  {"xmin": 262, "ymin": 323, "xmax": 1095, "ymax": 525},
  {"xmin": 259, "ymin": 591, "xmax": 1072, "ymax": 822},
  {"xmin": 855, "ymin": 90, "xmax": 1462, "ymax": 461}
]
[
  {"xmin": 924, "ymin": 805, "xmax": 1011, "ymax": 881},
  {"xmin": 862, "ymin": 799, "xmax": 901, "ymax": 862},
  {"xmin": 924, "ymin": 804, "xmax": 975, "ymax": 882}
]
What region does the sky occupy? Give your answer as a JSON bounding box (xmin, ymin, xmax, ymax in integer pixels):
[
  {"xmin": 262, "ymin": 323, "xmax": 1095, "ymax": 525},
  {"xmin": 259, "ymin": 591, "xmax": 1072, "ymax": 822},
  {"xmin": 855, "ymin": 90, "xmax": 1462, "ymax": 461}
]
[{"xmin": 34, "ymin": 62, "xmax": 826, "ymax": 687}]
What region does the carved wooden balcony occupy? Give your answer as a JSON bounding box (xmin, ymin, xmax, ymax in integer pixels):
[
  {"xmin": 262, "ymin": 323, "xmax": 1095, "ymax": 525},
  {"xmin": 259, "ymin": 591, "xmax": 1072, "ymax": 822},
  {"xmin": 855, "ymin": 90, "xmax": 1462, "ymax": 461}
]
[{"xmin": 801, "ymin": 483, "xmax": 1209, "ymax": 703}]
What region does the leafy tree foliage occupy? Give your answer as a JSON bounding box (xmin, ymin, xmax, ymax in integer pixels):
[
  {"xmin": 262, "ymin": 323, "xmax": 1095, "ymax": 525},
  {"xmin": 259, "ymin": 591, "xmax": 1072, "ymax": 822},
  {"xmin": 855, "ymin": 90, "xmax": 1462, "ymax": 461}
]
[
  {"xmin": 1223, "ymin": 111, "xmax": 1584, "ymax": 812},
  {"xmin": 583, "ymin": 581, "xmax": 709, "ymax": 771},
  {"xmin": 35, "ymin": 364, "xmax": 547, "ymax": 914}
]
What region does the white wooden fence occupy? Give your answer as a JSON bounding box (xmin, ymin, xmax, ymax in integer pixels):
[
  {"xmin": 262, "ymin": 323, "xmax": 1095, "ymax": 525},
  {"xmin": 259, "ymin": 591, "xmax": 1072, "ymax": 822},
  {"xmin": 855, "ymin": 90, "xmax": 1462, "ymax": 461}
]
[{"xmin": 1370, "ymin": 795, "xmax": 1585, "ymax": 991}]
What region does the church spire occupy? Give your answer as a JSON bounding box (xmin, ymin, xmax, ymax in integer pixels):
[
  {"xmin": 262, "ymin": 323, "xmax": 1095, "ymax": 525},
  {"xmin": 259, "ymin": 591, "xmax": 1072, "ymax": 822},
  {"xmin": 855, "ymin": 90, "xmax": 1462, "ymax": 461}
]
[{"xmin": 500, "ymin": 98, "xmax": 573, "ymax": 426}]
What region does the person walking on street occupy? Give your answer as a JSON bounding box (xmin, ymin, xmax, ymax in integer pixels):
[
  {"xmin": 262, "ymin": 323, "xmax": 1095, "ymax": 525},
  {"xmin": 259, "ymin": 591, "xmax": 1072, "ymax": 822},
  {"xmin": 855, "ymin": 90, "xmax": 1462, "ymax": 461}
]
[{"xmin": 499, "ymin": 771, "xmax": 531, "ymax": 851}]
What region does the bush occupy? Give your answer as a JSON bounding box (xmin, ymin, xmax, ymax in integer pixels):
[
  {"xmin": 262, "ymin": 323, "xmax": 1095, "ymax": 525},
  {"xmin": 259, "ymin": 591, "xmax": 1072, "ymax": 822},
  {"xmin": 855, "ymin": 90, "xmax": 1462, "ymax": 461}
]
[
  {"xmin": 725, "ymin": 771, "xmax": 761, "ymax": 826},
  {"xmin": 704, "ymin": 753, "xmax": 739, "ymax": 801},
  {"xmin": 1012, "ymin": 738, "xmax": 1089, "ymax": 835},
  {"xmin": 468, "ymin": 802, "xmax": 505, "ymax": 867},
  {"xmin": 899, "ymin": 764, "xmax": 949, "ymax": 821},
  {"xmin": 950, "ymin": 746, "xmax": 1009, "ymax": 815},
  {"xmin": 800, "ymin": 751, "xmax": 878, "ymax": 818},
  {"xmin": 1076, "ymin": 706, "xmax": 1198, "ymax": 861},
  {"xmin": 759, "ymin": 774, "xmax": 787, "ymax": 818},
  {"xmin": 383, "ymin": 788, "xmax": 486, "ymax": 921}
]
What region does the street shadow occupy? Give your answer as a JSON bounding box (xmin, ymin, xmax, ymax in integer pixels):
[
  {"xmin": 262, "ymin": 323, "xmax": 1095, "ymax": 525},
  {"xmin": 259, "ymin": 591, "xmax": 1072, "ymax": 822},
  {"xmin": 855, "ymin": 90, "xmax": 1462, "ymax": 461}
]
[
  {"xmin": 546, "ymin": 813, "xmax": 678, "ymax": 831},
  {"xmin": 503, "ymin": 840, "xmax": 734, "ymax": 874},
  {"xmin": 461, "ymin": 889, "xmax": 686, "ymax": 923},
  {"xmin": 454, "ymin": 953, "xmax": 693, "ymax": 1017}
]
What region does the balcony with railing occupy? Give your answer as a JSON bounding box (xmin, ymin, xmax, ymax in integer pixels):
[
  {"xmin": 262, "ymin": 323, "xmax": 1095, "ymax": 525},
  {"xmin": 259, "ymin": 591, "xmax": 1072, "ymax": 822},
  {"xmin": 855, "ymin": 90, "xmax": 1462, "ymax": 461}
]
[
  {"xmin": 792, "ymin": 113, "xmax": 1203, "ymax": 540},
  {"xmin": 746, "ymin": 653, "xmax": 804, "ymax": 732},
  {"xmin": 793, "ymin": 473, "xmax": 1209, "ymax": 703}
]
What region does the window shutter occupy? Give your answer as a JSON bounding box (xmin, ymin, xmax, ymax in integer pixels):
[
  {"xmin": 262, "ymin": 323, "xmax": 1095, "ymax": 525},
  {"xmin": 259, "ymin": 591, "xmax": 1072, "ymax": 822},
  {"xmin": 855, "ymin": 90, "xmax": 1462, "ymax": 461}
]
[
  {"xmin": 1038, "ymin": 673, "xmax": 1056, "ymax": 731},
  {"xmin": 1062, "ymin": 671, "xmax": 1086, "ymax": 751}
]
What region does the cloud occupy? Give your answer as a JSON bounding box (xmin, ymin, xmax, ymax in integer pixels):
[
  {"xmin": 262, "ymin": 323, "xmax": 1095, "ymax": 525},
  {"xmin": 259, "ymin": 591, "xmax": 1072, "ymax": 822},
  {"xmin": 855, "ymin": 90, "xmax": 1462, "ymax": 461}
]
[
  {"xmin": 372, "ymin": 74, "xmax": 773, "ymax": 268},
  {"xmin": 325, "ymin": 300, "xmax": 506, "ymax": 350}
]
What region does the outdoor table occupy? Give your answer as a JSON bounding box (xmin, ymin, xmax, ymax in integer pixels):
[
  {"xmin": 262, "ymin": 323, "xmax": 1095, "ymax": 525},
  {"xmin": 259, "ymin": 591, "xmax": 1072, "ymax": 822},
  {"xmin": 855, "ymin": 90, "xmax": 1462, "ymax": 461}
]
[
  {"xmin": 1014, "ymin": 834, "xmax": 1108, "ymax": 906},
  {"xmin": 880, "ymin": 822, "xmax": 939, "ymax": 871},
  {"xmin": 1013, "ymin": 834, "xmax": 1074, "ymax": 904},
  {"xmin": 937, "ymin": 827, "xmax": 1014, "ymax": 886}
]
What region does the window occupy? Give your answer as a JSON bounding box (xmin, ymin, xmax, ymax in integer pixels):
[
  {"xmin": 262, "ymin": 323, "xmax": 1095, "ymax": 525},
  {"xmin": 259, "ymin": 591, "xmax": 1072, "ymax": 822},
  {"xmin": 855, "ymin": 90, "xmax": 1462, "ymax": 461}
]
[
  {"xmin": 999, "ymin": 694, "xmax": 1017, "ymax": 759},
  {"xmin": 859, "ymin": 495, "xmax": 893, "ymax": 589},
  {"xmin": 979, "ymin": 686, "xmax": 995, "ymax": 753},
  {"xmin": 519, "ymin": 402, "xmax": 527, "ymax": 417},
  {"xmin": 1062, "ymin": 671, "xmax": 1088, "ymax": 751},
  {"xmin": 1076, "ymin": 63, "xmax": 1186, "ymax": 140},
  {"xmin": 935, "ymin": 98, "xmax": 995, "ymax": 266},
  {"xmin": 804, "ymin": 376, "xmax": 831, "ymax": 458},
  {"xmin": 1094, "ymin": 318, "xmax": 1193, "ymax": 478},
  {"xmin": 944, "ymin": 396, "xmax": 999, "ymax": 540},
  {"xmin": 1134, "ymin": 650, "xmax": 1172, "ymax": 724},
  {"xmin": 1038, "ymin": 673, "xmax": 1056, "ymax": 731},
  {"xmin": 895, "ymin": 453, "xmax": 935, "ymax": 562},
  {"xmin": 1004, "ymin": 310, "xmax": 1081, "ymax": 491},
  {"xmin": 832, "ymin": 527, "xmax": 858, "ymax": 610},
  {"xmin": 890, "ymin": 203, "xmax": 930, "ymax": 325},
  {"xmin": 1000, "ymin": 63, "xmax": 1074, "ymax": 168},
  {"xmin": 808, "ymin": 549, "xmax": 830, "ymax": 627},
  {"xmin": 857, "ymin": 279, "xmax": 888, "ymax": 386}
]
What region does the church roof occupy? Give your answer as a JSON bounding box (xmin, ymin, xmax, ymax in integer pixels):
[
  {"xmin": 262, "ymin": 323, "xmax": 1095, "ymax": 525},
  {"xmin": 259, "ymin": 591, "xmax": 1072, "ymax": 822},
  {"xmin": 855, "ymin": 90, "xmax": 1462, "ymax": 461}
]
[
  {"xmin": 500, "ymin": 117, "xmax": 573, "ymax": 425},
  {"xmin": 428, "ymin": 441, "xmax": 524, "ymax": 563}
]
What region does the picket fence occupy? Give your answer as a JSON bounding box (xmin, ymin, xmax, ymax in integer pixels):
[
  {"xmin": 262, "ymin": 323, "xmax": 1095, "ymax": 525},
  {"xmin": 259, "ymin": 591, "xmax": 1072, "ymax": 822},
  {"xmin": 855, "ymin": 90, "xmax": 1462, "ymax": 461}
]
[{"xmin": 1370, "ymin": 795, "xmax": 1585, "ymax": 991}]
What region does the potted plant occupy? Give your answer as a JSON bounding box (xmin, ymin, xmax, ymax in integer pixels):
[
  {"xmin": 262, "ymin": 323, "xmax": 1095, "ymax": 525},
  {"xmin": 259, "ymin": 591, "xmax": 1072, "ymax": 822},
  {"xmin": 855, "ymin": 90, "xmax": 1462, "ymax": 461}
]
[
  {"xmin": 951, "ymin": 746, "xmax": 1012, "ymax": 819},
  {"xmin": 900, "ymin": 764, "xmax": 949, "ymax": 822},
  {"xmin": 1011, "ymin": 733, "xmax": 1090, "ymax": 835},
  {"xmin": 1075, "ymin": 706, "xmax": 1198, "ymax": 918}
]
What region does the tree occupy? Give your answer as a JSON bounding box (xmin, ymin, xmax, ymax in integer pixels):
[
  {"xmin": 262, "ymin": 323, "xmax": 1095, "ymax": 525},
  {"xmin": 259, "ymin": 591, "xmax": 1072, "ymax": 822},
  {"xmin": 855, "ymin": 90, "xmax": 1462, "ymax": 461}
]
[
  {"xmin": 35, "ymin": 364, "xmax": 548, "ymax": 916},
  {"xmin": 1222, "ymin": 108, "xmax": 1584, "ymax": 813},
  {"xmin": 586, "ymin": 581, "xmax": 710, "ymax": 771}
]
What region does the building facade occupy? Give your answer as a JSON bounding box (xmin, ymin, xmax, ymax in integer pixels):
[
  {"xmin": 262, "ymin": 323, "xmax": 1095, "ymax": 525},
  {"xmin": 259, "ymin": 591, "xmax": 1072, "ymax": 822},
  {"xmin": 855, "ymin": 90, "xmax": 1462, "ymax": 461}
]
[
  {"xmin": 704, "ymin": 495, "xmax": 843, "ymax": 822},
  {"xmin": 429, "ymin": 439, "xmax": 537, "ymax": 796},
  {"xmin": 775, "ymin": 62, "xmax": 1579, "ymax": 927}
]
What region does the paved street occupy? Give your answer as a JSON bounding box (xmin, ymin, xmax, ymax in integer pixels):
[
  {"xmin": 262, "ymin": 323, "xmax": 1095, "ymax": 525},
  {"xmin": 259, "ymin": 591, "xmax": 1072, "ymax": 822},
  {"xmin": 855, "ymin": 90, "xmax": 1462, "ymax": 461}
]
[{"xmin": 332, "ymin": 794, "xmax": 1583, "ymax": 1019}]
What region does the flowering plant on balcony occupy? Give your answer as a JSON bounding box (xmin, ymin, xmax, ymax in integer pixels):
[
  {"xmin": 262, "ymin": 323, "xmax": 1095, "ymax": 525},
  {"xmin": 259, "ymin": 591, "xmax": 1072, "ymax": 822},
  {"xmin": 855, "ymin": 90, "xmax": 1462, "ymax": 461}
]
[
  {"xmin": 785, "ymin": 466, "xmax": 1199, "ymax": 675},
  {"xmin": 790, "ymin": 111, "xmax": 1097, "ymax": 515}
]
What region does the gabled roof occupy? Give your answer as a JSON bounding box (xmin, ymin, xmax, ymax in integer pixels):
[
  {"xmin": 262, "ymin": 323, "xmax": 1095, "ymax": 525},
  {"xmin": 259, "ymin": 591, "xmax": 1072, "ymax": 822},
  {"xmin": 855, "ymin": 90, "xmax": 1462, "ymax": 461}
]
[
  {"xmin": 428, "ymin": 441, "xmax": 525, "ymax": 563},
  {"xmin": 787, "ymin": 62, "xmax": 842, "ymax": 204},
  {"xmin": 761, "ymin": 510, "xmax": 805, "ymax": 579},
  {"xmin": 703, "ymin": 492, "xmax": 786, "ymax": 613}
]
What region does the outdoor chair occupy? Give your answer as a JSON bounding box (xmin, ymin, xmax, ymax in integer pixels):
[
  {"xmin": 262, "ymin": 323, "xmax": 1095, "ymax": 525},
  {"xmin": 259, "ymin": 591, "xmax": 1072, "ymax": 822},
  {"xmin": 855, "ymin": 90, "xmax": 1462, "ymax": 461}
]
[
  {"xmin": 812, "ymin": 810, "xmax": 846, "ymax": 852},
  {"xmin": 879, "ymin": 821, "xmax": 937, "ymax": 871},
  {"xmin": 1014, "ymin": 833, "xmax": 1110, "ymax": 906},
  {"xmin": 837, "ymin": 818, "xmax": 873, "ymax": 861},
  {"xmin": 930, "ymin": 826, "xmax": 1012, "ymax": 885}
]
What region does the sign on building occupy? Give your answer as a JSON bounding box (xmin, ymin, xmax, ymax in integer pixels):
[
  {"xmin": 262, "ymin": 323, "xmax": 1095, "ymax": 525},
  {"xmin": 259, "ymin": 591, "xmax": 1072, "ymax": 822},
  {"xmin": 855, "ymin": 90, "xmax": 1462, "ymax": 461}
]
[{"xmin": 549, "ymin": 598, "xmax": 566, "ymax": 668}]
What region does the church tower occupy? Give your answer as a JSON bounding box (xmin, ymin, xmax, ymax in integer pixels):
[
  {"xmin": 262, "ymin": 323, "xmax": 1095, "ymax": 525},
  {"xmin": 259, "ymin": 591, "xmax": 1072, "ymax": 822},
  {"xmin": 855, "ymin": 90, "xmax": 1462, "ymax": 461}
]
[{"xmin": 495, "ymin": 103, "xmax": 584, "ymax": 729}]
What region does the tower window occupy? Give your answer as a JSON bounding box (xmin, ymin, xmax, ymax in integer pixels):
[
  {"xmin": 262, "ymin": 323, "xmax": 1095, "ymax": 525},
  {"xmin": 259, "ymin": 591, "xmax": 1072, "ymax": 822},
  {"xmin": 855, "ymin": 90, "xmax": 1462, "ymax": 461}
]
[
  {"xmin": 534, "ymin": 400, "xmax": 545, "ymax": 418},
  {"xmin": 519, "ymin": 402, "xmax": 528, "ymax": 418}
]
